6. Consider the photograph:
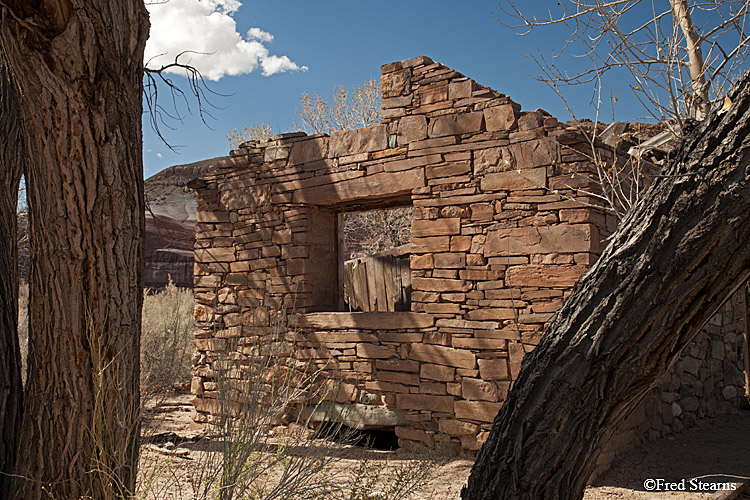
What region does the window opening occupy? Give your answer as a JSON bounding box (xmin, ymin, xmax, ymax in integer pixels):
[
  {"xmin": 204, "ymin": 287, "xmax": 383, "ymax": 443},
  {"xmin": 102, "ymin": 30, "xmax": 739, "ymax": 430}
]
[{"xmin": 338, "ymin": 206, "xmax": 412, "ymax": 312}]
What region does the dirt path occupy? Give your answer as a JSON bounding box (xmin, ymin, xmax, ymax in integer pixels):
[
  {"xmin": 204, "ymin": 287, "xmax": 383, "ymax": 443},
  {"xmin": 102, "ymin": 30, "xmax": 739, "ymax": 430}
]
[{"xmin": 140, "ymin": 394, "xmax": 749, "ymax": 499}]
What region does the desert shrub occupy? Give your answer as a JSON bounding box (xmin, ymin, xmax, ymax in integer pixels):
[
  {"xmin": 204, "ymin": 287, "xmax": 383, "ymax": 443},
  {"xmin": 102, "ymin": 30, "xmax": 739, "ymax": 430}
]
[
  {"xmin": 144, "ymin": 302, "xmax": 443, "ymax": 500},
  {"xmin": 140, "ymin": 281, "xmax": 194, "ymax": 394}
]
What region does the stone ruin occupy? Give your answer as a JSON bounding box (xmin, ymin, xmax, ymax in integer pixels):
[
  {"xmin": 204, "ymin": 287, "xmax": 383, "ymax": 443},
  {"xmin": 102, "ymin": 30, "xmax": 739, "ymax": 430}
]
[{"xmin": 188, "ymin": 56, "xmax": 748, "ymax": 463}]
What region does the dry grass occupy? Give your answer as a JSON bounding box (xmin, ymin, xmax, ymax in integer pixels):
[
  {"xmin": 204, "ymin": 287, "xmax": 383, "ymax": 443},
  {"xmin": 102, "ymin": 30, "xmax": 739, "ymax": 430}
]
[
  {"xmin": 137, "ymin": 303, "xmax": 444, "ymax": 500},
  {"xmin": 18, "ymin": 282, "xmax": 444, "ymax": 499},
  {"xmin": 141, "ymin": 281, "xmax": 195, "ymax": 394},
  {"xmin": 18, "ymin": 280, "xmax": 28, "ymax": 383}
]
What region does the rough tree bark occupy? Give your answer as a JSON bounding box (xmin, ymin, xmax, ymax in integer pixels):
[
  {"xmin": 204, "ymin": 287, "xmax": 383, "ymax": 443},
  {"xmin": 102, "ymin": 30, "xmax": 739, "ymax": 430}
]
[
  {"xmin": 0, "ymin": 2, "xmax": 149, "ymax": 499},
  {"xmin": 0, "ymin": 53, "xmax": 23, "ymax": 499},
  {"xmin": 462, "ymin": 72, "xmax": 750, "ymax": 500}
]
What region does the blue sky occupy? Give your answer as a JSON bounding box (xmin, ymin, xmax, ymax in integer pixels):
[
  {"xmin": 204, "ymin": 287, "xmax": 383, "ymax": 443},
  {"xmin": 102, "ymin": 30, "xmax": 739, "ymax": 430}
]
[{"xmin": 140, "ymin": 1, "xmax": 676, "ymax": 178}]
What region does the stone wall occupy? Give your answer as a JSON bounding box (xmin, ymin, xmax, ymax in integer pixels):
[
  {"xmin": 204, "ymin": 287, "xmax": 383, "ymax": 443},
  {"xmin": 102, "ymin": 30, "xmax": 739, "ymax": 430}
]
[
  {"xmin": 596, "ymin": 285, "xmax": 749, "ymax": 474},
  {"xmin": 189, "ymin": 56, "xmax": 747, "ymax": 456}
]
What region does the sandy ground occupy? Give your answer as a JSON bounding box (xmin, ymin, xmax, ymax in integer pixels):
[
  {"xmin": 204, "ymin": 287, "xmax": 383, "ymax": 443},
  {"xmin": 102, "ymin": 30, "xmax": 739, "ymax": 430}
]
[
  {"xmin": 584, "ymin": 411, "xmax": 750, "ymax": 500},
  {"xmin": 138, "ymin": 394, "xmax": 750, "ymax": 499}
]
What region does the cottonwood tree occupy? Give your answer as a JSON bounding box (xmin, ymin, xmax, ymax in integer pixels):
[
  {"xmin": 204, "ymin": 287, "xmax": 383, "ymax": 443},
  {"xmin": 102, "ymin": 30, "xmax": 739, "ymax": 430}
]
[
  {"xmin": 461, "ymin": 71, "xmax": 750, "ymax": 499},
  {"xmin": 0, "ymin": 54, "xmax": 23, "ymax": 499},
  {"xmin": 500, "ymin": 0, "xmax": 750, "ymax": 126},
  {"xmin": 228, "ymin": 79, "xmax": 381, "ymax": 149},
  {"xmin": 227, "ymin": 122, "xmax": 274, "ymax": 149},
  {"xmin": 296, "ymin": 79, "xmax": 381, "ymax": 134},
  {"xmin": 497, "ymin": 0, "xmax": 750, "ymax": 224},
  {"xmin": 0, "ymin": 2, "xmax": 148, "ymax": 499}
]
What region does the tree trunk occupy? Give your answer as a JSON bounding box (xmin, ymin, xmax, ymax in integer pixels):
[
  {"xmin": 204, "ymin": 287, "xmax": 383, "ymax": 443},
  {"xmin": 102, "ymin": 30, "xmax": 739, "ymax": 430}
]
[
  {"xmin": 0, "ymin": 3, "xmax": 149, "ymax": 499},
  {"xmin": 670, "ymin": 0, "xmax": 710, "ymax": 119},
  {"xmin": 462, "ymin": 73, "xmax": 750, "ymax": 500},
  {"xmin": 0, "ymin": 53, "xmax": 23, "ymax": 499}
]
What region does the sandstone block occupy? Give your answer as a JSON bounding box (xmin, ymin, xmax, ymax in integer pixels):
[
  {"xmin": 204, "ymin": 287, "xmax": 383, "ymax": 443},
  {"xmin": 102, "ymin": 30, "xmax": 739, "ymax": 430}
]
[
  {"xmin": 381, "ymin": 69, "xmax": 411, "ymax": 98},
  {"xmin": 292, "ymin": 312, "xmax": 434, "ymax": 330},
  {"xmin": 396, "ymin": 394, "xmax": 454, "ymax": 413},
  {"xmin": 436, "ymin": 319, "xmax": 500, "ymax": 330},
  {"xmin": 473, "ymin": 148, "xmax": 501, "ymax": 175},
  {"xmin": 453, "ymin": 338, "xmax": 508, "ymax": 350},
  {"xmin": 518, "ymin": 313, "xmax": 553, "ymax": 324},
  {"xmin": 504, "ymin": 264, "xmax": 589, "ymax": 288},
  {"xmin": 395, "ymin": 426, "xmax": 433, "ymax": 444},
  {"xmin": 397, "ymin": 115, "xmax": 428, "ymax": 145},
  {"xmin": 484, "ymin": 104, "xmax": 517, "ymax": 132},
  {"xmin": 418, "ymin": 83, "xmax": 449, "ymax": 104},
  {"xmin": 410, "ymin": 344, "xmax": 476, "ymax": 369},
  {"xmin": 357, "ymin": 344, "xmax": 397, "ymax": 359},
  {"xmin": 462, "ymin": 377, "xmax": 500, "ymax": 402},
  {"xmin": 507, "ymin": 139, "xmax": 558, "ymax": 168},
  {"xmin": 439, "ymin": 419, "xmax": 478, "ymax": 436},
  {"xmin": 559, "ymin": 208, "xmax": 599, "ymax": 224},
  {"xmin": 451, "ymin": 235, "xmax": 472, "ymax": 252},
  {"xmin": 412, "ymin": 218, "xmax": 461, "ymax": 237},
  {"xmin": 193, "ymin": 304, "xmax": 214, "ymax": 322},
  {"xmin": 402, "ymin": 55, "xmax": 433, "ymax": 68},
  {"xmin": 382, "ymin": 95, "xmax": 413, "ymax": 109},
  {"xmin": 293, "ymin": 169, "xmax": 424, "ymax": 204},
  {"xmin": 470, "ymin": 203, "xmax": 494, "ymax": 221},
  {"xmin": 329, "ymin": 125, "xmax": 388, "ymax": 157},
  {"xmin": 196, "ymin": 211, "xmax": 231, "ymax": 223},
  {"xmin": 428, "ymin": 112, "xmax": 484, "ymax": 138},
  {"xmin": 449, "ymin": 80, "xmax": 472, "ymax": 100},
  {"xmin": 465, "ymin": 309, "xmax": 516, "ymax": 321},
  {"xmin": 478, "ymin": 358, "xmax": 510, "ymax": 380},
  {"xmin": 518, "ymin": 111, "xmax": 543, "ymax": 131},
  {"xmin": 411, "ymin": 291, "xmax": 439, "ymax": 302},
  {"xmin": 281, "ymin": 246, "xmax": 309, "ymax": 259},
  {"xmin": 420, "ymin": 363, "xmax": 456, "ymax": 382},
  {"xmin": 420, "ymin": 382, "xmax": 447, "ymax": 395},
  {"xmin": 508, "ymin": 342, "xmax": 525, "ymax": 379},
  {"xmin": 365, "ymin": 381, "xmax": 409, "ymax": 393},
  {"xmin": 195, "ymin": 247, "xmax": 235, "ymax": 263},
  {"xmin": 454, "ymin": 401, "xmax": 501, "ymax": 422},
  {"xmin": 412, "ymin": 277, "xmax": 470, "ymax": 292},
  {"xmin": 434, "ymin": 252, "xmax": 465, "ymax": 268},
  {"xmin": 459, "ymin": 434, "xmax": 483, "ymax": 451},
  {"xmin": 378, "ymin": 370, "xmax": 420, "ymax": 386},
  {"xmin": 426, "ymin": 163, "xmax": 471, "ymax": 179},
  {"xmin": 380, "ymin": 61, "xmax": 402, "ymax": 74},
  {"xmin": 308, "ymin": 401, "xmax": 407, "ymax": 430},
  {"xmin": 480, "ymin": 166, "xmax": 547, "ymax": 191},
  {"xmin": 264, "ymin": 145, "xmax": 291, "ymax": 163},
  {"xmin": 423, "ymin": 303, "xmax": 461, "ymax": 314},
  {"xmin": 376, "ymin": 359, "xmax": 420, "ymax": 373},
  {"xmin": 485, "ymin": 224, "xmax": 595, "ymax": 256},
  {"xmin": 410, "ymin": 254, "xmax": 434, "ymax": 269},
  {"xmin": 412, "ymin": 236, "xmax": 450, "ymax": 253},
  {"xmin": 289, "ymin": 136, "xmax": 329, "ymax": 164}
]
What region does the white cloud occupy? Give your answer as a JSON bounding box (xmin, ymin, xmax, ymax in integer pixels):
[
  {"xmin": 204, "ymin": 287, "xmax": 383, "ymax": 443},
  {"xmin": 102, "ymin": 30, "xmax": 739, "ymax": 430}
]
[
  {"xmin": 144, "ymin": 0, "xmax": 307, "ymax": 81},
  {"xmin": 156, "ymin": 153, "xmax": 163, "ymax": 158},
  {"xmin": 247, "ymin": 27, "xmax": 273, "ymax": 43}
]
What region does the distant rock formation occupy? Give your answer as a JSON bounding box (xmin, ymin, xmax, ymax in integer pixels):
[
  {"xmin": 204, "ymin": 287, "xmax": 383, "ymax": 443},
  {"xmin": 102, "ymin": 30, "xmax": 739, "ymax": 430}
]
[
  {"xmin": 16, "ymin": 156, "xmax": 223, "ymax": 289},
  {"xmin": 144, "ymin": 156, "xmax": 227, "ymax": 289}
]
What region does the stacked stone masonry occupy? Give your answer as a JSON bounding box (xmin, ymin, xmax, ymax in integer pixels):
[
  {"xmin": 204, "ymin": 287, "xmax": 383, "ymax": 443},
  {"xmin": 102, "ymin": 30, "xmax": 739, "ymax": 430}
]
[{"xmin": 190, "ymin": 56, "xmax": 748, "ymax": 457}]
